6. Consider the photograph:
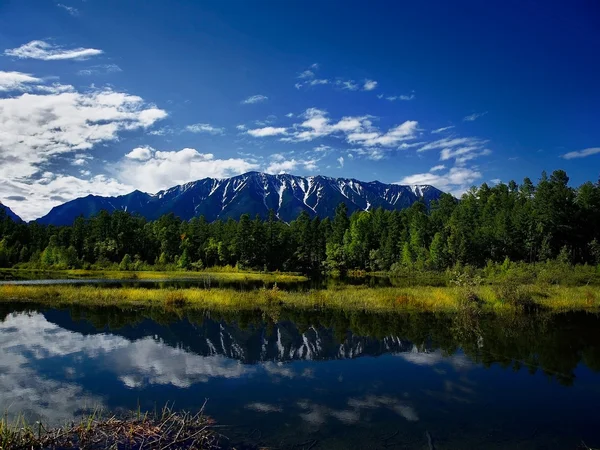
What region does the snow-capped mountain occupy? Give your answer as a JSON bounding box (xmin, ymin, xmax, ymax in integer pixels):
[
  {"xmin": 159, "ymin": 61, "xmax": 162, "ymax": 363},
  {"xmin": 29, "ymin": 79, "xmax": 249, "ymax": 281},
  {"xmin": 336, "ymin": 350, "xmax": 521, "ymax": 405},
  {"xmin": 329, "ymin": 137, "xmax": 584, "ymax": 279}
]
[
  {"xmin": 0, "ymin": 202, "xmax": 22, "ymax": 222},
  {"xmin": 37, "ymin": 171, "xmax": 444, "ymax": 226}
]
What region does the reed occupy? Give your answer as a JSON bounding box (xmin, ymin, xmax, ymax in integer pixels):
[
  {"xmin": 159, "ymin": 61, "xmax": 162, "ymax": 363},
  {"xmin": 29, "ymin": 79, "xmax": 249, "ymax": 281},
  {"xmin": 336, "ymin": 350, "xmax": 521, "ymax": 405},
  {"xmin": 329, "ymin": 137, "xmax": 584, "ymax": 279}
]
[{"xmin": 0, "ymin": 406, "xmax": 220, "ymax": 450}]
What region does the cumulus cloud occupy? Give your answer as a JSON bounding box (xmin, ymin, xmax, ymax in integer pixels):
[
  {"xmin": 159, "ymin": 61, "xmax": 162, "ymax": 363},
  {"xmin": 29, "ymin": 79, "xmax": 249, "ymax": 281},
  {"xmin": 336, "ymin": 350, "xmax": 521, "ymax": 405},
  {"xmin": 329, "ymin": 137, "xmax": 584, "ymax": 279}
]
[
  {"xmin": 117, "ymin": 147, "xmax": 259, "ymax": 192},
  {"xmin": 5, "ymin": 40, "xmax": 103, "ymax": 60},
  {"xmin": 0, "ymin": 71, "xmax": 41, "ymax": 91},
  {"xmin": 242, "ymin": 94, "xmax": 268, "ymax": 104},
  {"xmin": 0, "ymin": 81, "xmax": 167, "ymax": 181},
  {"xmin": 463, "ymin": 111, "xmax": 488, "ymax": 122},
  {"xmin": 337, "ymin": 156, "xmax": 344, "ymax": 168},
  {"xmin": 397, "ymin": 166, "xmax": 482, "ymax": 195},
  {"xmin": 363, "ymin": 79, "xmax": 378, "ymax": 91},
  {"xmin": 265, "ymin": 154, "xmax": 318, "ymax": 174},
  {"xmin": 0, "ymin": 173, "xmax": 132, "ymax": 221},
  {"xmin": 282, "ymin": 108, "xmax": 419, "ymax": 150},
  {"xmin": 247, "ymin": 126, "xmax": 287, "ymax": 137},
  {"xmin": 430, "ymin": 164, "xmax": 446, "ymax": 172},
  {"xmin": 125, "ymin": 146, "xmax": 153, "ymax": 161},
  {"xmin": 0, "ymin": 73, "xmax": 166, "ymax": 219},
  {"xmin": 185, "ymin": 123, "xmax": 225, "ymax": 135},
  {"xmin": 561, "ymin": 147, "xmax": 600, "ymax": 159}
]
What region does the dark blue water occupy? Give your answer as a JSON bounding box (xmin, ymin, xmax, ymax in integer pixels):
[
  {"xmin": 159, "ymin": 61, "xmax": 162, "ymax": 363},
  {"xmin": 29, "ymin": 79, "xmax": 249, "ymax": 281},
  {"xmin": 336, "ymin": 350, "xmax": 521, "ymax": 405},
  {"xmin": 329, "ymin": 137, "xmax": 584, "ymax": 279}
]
[{"xmin": 1, "ymin": 304, "xmax": 599, "ymax": 449}]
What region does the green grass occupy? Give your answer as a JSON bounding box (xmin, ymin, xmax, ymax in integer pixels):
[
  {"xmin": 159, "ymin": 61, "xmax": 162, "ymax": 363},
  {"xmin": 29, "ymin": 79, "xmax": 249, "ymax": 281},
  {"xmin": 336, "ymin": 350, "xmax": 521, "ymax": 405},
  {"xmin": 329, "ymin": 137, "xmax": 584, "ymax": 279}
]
[{"xmin": 1, "ymin": 283, "xmax": 598, "ymax": 313}]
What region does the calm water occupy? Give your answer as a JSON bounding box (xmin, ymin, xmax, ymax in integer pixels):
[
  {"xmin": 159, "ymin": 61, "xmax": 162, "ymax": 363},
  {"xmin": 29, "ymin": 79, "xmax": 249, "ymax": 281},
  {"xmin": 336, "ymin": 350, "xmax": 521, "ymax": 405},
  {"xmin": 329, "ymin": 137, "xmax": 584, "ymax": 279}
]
[
  {"xmin": 0, "ymin": 272, "xmax": 439, "ymax": 290},
  {"xmin": 1, "ymin": 303, "xmax": 599, "ymax": 449}
]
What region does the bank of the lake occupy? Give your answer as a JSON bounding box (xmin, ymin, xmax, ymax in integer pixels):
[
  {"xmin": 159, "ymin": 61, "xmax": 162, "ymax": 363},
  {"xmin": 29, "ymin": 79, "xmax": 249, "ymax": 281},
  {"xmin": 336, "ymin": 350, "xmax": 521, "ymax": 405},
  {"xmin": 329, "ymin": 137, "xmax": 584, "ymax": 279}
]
[
  {"xmin": 0, "ymin": 268, "xmax": 307, "ymax": 282},
  {"xmin": 1, "ymin": 283, "xmax": 599, "ymax": 313}
]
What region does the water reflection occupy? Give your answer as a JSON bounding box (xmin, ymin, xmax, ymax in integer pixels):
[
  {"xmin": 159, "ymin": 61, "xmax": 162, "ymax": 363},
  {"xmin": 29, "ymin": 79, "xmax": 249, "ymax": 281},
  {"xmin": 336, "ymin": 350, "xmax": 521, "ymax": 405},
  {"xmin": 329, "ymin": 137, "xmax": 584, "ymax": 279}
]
[{"xmin": 1, "ymin": 304, "xmax": 599, "ymax": 448}]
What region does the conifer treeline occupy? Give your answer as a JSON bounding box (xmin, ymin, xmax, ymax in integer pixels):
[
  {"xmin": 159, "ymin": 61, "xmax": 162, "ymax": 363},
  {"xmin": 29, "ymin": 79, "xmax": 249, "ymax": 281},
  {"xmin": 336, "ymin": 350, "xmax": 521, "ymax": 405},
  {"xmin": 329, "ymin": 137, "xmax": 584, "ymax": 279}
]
[{"xmin": 0, "ymin": 170, "xmax": 599, "ymax": 273}]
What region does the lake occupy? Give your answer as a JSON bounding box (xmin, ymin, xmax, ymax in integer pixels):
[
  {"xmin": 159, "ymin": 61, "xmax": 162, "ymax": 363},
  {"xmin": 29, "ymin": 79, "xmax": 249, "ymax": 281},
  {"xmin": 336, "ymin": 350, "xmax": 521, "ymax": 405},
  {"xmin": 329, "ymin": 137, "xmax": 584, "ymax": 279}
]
[{"xmin": 1, "ymin": 303, "xmax": 599, "ymax": 449}]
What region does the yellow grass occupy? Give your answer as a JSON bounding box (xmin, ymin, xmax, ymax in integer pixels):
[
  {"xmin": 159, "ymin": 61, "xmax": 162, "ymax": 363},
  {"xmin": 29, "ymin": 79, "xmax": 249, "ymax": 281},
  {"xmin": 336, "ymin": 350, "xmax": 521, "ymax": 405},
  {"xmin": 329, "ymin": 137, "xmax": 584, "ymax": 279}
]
[{"xmin": 1, "ymin": 283, "xmax": 598, "ymax": 313}]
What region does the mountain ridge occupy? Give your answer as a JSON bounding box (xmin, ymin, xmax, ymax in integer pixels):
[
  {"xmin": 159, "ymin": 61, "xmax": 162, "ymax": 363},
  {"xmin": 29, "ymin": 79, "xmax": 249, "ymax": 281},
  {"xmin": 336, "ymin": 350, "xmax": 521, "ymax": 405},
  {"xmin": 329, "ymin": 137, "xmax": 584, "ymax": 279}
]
[
  {"xmin": 37, "ymin": 171, "xmax": 445, "ymax": 226},
  {"xmin": 0, "ymin": 202, "xmax": 22, "ymax": 222}
]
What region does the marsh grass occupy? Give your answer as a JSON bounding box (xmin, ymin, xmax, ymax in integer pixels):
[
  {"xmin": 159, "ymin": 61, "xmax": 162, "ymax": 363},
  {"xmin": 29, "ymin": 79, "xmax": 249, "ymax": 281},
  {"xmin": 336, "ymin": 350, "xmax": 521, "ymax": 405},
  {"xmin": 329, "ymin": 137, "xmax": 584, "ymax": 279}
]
[
  {"xmin": 1, "ymin": 282, "xmax": 599, "ymax": 313},
  {"xmin": 0, "ymin": 268, "xmax": 307, "ymax": 283},
  {"xmin": 0, "ymin": 406, "xmax": 221, "ymax": 450}
]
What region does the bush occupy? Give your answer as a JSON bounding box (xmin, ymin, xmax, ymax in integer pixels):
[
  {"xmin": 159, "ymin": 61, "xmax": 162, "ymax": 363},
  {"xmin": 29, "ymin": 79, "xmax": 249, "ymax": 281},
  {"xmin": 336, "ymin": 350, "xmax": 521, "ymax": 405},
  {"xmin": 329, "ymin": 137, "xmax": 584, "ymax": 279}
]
[{"xmin": 494, "ymin": 280, "xmax": 533, "ymax": 307}]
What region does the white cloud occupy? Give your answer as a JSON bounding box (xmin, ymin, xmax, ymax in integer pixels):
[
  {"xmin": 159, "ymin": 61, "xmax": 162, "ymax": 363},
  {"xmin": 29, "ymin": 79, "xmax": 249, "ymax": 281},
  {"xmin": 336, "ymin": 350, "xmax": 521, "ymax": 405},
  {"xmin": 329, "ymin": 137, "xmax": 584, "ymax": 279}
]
[
  {"xmin": 0, "ymin": 173, "xmax": 132, "ymax": 221},
  {"xmin": 5, "ymin": 40, "xmax": 103, "ymax": 61},
  {"xmin": 185, "ymin": 123, "xmax": 225, "ymax": 135},
  {"xmin": 336, "ymin": 80, "xmax": 359, "ymax": 91},
  {"xmin": 561, "ymin": 147, "xmax": 600, "ymax": 159},
  {"xmin": 298, "ymin": 70, "xmax": 315, "ymax": 79},
  {"xmin": 265, "ymin": 154, "xmax": 318, "ymax": 174},
  {"xmin": 432, "ymin": 125, "xmax": 455, "ymax": 134},
  {"xmin": 241, "ymin": 94, "xmax": 268, "ymax": 104},
  {"xmin": 285, "ymin": 113, "xmax": 294, "ymax": 118},
  {"xmin": 77, "ymin": 64, "xmax": 122, "ymax": 76},
  {"xmin": 283, "ymin": 108, "xmax": 419, "ymax": 150},
  {"xmin": 418, "ymin": 136, "xmax": 486, "ymax": 153},
  {"xmin": 0, "ymin": 80, "xmax": 166, "ymax": 181},
  {"xmin": 308, "ymin": 78, "xmax": 330, "ymax": 86},
  {"xmin": 247, "ymin": 126, "xmax": 287, "ymax": 137},
  {"xmin": 463, "ymin": 111, "xmax": 488, "ymax": 122},
  {"xmin": 235, "ymin": 124, "xmax": 247, "ymax": 131},
  {"xmin": 57, "ymin": 3, "xmax": 79, "ymax": 16},
  {"xmin": 348, "ymin": 121, "xmax": 418, "ymax": 147},
  {"xmin": 0, "ymin": 74, "xmax": 166, "ymax": 218},
  {"xmin": 363, "ymin": 79, "xmax": 378, "ymax": 91},
  {"xmin": 386, "ymin": 94, "xmax": 415, "ymax": 101},
  {"xmin": 397, "ymin": 166, "xmax": 482, "ymax": 195},
  {"xmin": 430, "ymin": 164, "xmax": 446, "ymax": 172},
  {"xmin": 0, "ymin": 71, "xmax": 42, "ymax": 91},
  {"xmin": 118, "ymin": 147, "xmax": 259, "ymax": 193},
  {"xmin": 148, "ymin": 127, "xmax": 174, "ymax": 136},
  {"xmin": 337, "ymin": 156, "xmax": 344, "ymax": 168},
  {"xmin": 125, "ymin": 146, "xmax": 153, "ymax": 161}
]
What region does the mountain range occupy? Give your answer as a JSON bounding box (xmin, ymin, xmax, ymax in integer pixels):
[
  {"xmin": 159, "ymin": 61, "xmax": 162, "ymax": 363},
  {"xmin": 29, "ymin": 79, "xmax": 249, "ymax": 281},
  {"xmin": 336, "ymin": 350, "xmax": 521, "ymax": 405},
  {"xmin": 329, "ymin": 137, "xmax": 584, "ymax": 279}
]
[
  {"xmin": 34, "ymin": 172, "xmax": 444, "ymax": 226},
  {"xmin": 0, "ymin": 202, "xmax": 22, "ymax": 222}
]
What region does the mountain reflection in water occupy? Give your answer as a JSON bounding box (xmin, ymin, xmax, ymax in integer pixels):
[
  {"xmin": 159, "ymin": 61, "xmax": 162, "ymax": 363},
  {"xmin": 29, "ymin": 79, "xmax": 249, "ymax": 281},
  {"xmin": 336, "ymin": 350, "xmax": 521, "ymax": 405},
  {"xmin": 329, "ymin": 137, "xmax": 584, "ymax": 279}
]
[{"xmin": 1, "ymin": 304, "xmax": 599, "ymax": 449}]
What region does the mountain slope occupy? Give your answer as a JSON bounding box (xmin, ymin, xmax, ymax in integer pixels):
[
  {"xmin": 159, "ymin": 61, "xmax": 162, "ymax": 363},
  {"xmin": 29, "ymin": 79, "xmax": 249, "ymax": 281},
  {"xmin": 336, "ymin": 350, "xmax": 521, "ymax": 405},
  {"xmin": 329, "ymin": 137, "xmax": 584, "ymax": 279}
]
[
  {"xmin": 37, "ymin": 172, "xmax": 444, "ymax": 226},
  {"xmin": 0, "ymin": 202, "xmax": 22, "ymax": 222}
]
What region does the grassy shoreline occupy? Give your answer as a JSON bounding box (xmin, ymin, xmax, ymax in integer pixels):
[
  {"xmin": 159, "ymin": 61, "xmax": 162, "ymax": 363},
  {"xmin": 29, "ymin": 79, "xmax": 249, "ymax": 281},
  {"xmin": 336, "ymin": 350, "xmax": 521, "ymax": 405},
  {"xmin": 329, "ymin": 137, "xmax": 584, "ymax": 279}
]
[
  {"xmin": 0, "ymin": 267, "xmax": 307, "ymax": 282},
  {"xmin": 1, "ymin": 283, "xmax": 598, "ymax": 313},
  {"xmin": 0, "ymin": 407, "xmax": 232, "ymax": 450}
]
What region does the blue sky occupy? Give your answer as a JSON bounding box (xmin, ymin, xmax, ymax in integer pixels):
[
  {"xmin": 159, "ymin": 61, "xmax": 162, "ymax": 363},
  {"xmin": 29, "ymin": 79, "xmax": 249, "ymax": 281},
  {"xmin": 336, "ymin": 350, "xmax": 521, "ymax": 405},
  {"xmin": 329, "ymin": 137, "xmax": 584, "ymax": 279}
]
[{"xmin": 0, "ymin": 0, "xmax": 599, "ymax": 220}]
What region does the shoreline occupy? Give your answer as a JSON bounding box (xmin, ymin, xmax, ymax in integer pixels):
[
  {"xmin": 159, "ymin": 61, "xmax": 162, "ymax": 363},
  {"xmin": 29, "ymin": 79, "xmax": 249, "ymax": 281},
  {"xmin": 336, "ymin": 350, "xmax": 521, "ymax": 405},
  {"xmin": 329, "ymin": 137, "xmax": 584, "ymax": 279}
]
[{"xmin": 0, "ymin": 283, "xmax": 598, "ymax": 313}]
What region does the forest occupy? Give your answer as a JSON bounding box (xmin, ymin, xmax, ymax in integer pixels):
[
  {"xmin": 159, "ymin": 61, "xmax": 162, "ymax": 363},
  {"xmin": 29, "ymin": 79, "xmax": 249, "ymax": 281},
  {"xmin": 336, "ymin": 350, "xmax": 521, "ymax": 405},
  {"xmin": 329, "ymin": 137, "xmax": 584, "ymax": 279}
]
[{"xmin": 1, "ymin": 170, "xmax": 599, "ymax": 274}]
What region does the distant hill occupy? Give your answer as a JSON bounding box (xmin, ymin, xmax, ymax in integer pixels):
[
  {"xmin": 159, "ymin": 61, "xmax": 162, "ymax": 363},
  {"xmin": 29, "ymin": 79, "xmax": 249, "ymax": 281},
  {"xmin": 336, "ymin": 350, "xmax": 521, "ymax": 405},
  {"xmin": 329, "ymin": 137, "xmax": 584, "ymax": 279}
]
[
  {"xmin": 0, "ymin": 202, "xmax": 22, "ymax": 222},
  {"xmin": 37, "ymin": 171, "xmax": 445, "ymax": 226}
]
